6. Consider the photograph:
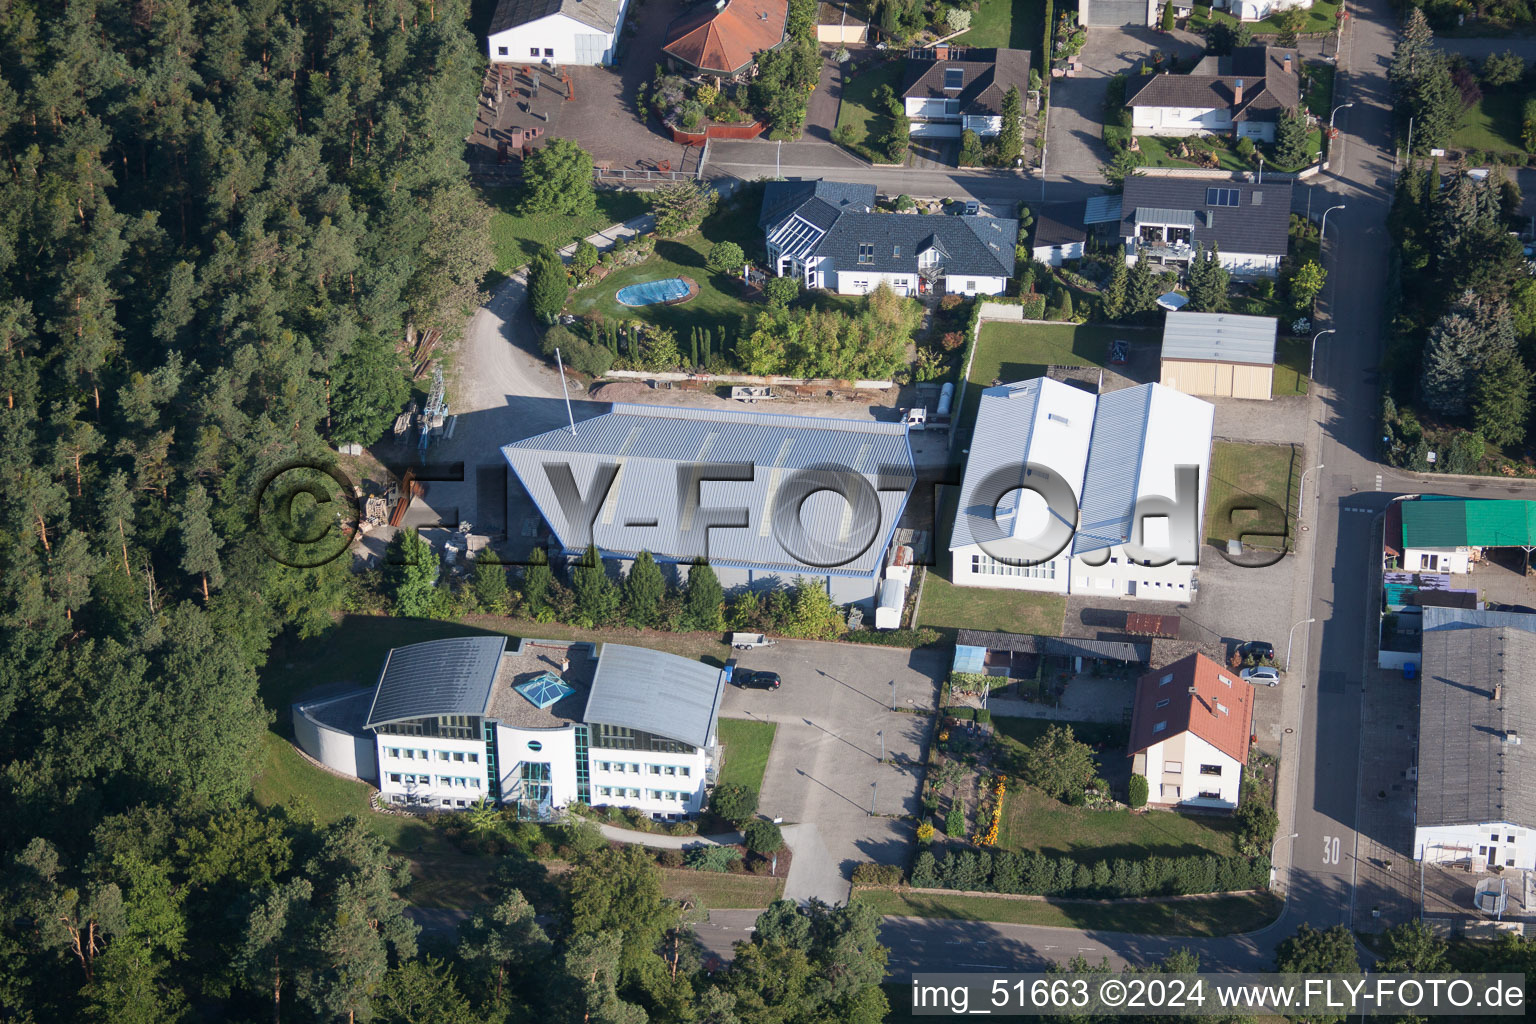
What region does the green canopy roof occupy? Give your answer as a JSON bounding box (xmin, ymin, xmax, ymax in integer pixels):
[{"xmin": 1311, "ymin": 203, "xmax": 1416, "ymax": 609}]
[{"xmin": 1400, "ymin": 499, "xmax": 1536, "ymax": 549}]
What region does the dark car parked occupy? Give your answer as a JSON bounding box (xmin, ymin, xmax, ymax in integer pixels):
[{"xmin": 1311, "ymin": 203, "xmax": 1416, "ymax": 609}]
[
  {"xmin": 1235, "ymin": 640, "xmax": 1275, "ymax": 664},
  {"xmin": 735, "ymin": 669, "xmax": 780, "ymax": 690}
]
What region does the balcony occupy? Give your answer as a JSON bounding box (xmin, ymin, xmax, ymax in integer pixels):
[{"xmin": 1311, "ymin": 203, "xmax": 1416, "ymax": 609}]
[{"xmin": 1136, "ymin": 238, "xmax": 1193, "ymax": 262}]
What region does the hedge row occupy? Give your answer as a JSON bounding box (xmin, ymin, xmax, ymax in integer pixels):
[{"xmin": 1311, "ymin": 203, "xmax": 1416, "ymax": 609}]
[
  {"xmin": 941, "ymin": 706, "xmax": 992, "ymax": 724},
  {"xmin": 843, "ymin": 626, "xmax": 941, "ymax": 648},
  {"xmin": 909, "ymin": 848, "xmax": 1269, "ymax": 899}
]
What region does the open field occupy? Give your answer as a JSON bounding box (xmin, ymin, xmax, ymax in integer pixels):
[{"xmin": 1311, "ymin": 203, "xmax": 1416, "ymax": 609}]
[
  {"xmin": 483, "ymin": 186, "xmax": 651, "ymax": 274},
  {"xmin": 716, "ymin": 718, "xmax": 778, "ymax": 794},
  {"xmin": 659, "ymin": 867, "xmax": 784, "ymax": 908},
  {"xmin": 917, "ymin": 571, "xmax": 1066, "ymax": 636},
  {"xmin": 856, "ymin": 888, "xmax": 1281, "ymax": 933},
  {"xmin": 1203, "ymin": 441, "xmax": 1302, "ymax": 552}
]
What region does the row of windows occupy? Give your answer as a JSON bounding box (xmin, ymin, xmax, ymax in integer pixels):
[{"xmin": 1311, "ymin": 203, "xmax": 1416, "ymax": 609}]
[
  {"xmin": 596, "ymin": 787, "xmax": 690, "ymax": 802},
  {"xmin": 383, "ymin": 747, "xmax": 480, "ymax": 764},
  {"xmin": 494, "ymin": 46, "xmax": 556, "ymax": 57},
  {"xmin": 388, "ymin": 794, "xmax": 473, "ymax": 808},
  {"xmin": 389, "ymin": 774, "xmax": 482, "ymax": 790},
  {"xmin": 376, "ymin": 715, "xmax": 478, "ymax": 739},
  {"xmin": 590, "ymin": 724, "xmax": 696, "ymax": 755},
  {"xmin": 969, "ymin": 553, "xmax": 1057, "ymax": 579},
  {"xmin": 594, "ymin": 760, "xmax": 691, "ymax": 778},
  {"xmin": 1161, "ymin": 761, "xmax": 1231, "ymax": 777}
]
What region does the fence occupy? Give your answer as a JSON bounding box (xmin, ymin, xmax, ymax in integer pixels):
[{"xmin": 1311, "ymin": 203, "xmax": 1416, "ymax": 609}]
[
  {"xmin": 669, "ymin": 121, "xmax": 766, "ymax": 145},
  {"xmin": 594, "ymin": 166, "xmax": 702, "ymax": 184}
]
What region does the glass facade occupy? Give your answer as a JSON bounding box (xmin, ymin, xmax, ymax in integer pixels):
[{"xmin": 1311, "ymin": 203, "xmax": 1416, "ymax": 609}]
[
  {"xmin": 377, "ymin": 714, "xmax": 479, "ymax": 739},
  {"xmin": 589, "ymin": 723, "xmax": 695, "ymax": 755},
  {"xmin": 574, "ymin": 725, "xmax": 591, "ymax": 805},
  {"xmin": 483, "ymin": 720, "xmax": 499, "ymax": 799}
]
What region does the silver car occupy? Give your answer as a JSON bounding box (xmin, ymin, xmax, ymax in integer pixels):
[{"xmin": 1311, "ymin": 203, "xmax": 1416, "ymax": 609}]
[{"xmin": 1241, "ymin": 666, "xmax": 1281, "ymax": 687}]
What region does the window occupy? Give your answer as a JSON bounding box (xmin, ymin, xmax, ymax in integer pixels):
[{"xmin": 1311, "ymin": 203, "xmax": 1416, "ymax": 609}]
[
  {"xmin": 965, "ymin": 280, "xmax": 976, "ymax": 292},
  {"xmin": 858, "ymin": 244, "xmax": 874, "ymax": 264},
  {"xmin": 1198, "ymin": 790, "xmax": 1221, "ymax": 800},
  {"xmin": 649, "ymin": 765, "xmax": 662, "ymax": 775},
  {"xmin": 1480, "ymin": 846, "xmax": 1488, "ymax": 855},
  {"xmin": 1160, "ymin": 673, "xmax": 1174, "ymax": 685},
  {"xmin": 1492, "ymin": 834, "xmax": 1499, "ymax": 842},
  {"xmin": 943, "ymin": 67, "xmax": 964, "ymax": 90},
  {"xmin": 1155, "ymin": 698, "xmax": 1170, "ymax": 709},
  {"xmin": 664, "ymin": 765, "xmax": 676, "ymax": 776},
  {"xmin": 470, "ymin": 779, "xmax": 480, "ymax": 789},
  {"xmin": 389, "ymin": 773, "xmax": 402, "ymax": 783},
  {"xmin": 680, "ymin": 766, "xmax": 691, "ymax": 777},
  {"xmin": 529, "ymin": 48, "xmax": 539, "ymax": 57},
  {"xmin": 528, "ymin": 741, "xmax": 543, "ymax": 752},
  {"xmin": 439, "ymin": 751, "xmax": 451, "ymax": 761},
  {"xmin": 1152, "ymin": 721, "xmax": 1167, "ymax": 733},
  {"xmin": 404, "ymin": 749, "xmax": 415, "ymax": 759},
  {"xmin": 967, "ymin": 552, "xmax": 1056, "ymax": 578},
  {"xmin": 1508, "ymin": 858, "xmax": 1516, "ymax": 867},
  {"xmin": 893, "ymin": 244, "xmax": 901, "ymax": 258},
  {"xmin": 1508, "ymin": 835, "xmax": 1516, "ymax": 843},
  {"xmin": 628, "ymin": 788, "xmax": 640, "ymax": 798},
  {"xmin": 1205, "ymin": 187, "xmax": 1240, "ymax": 207},
  {"xmin": 544, "ymin": 47, "xmax": 554, "ymax": 57},
  {"xmin": 1215, "ymin": 702, "xmax": 1229, "ymax": 715},
  {"xmin": 1219, "ymin": 675, "xmax": 1233, "ymax": 687},
  {"xmin": 1164, "ymin": 761, "xmax": 1183, "ymax": 773},
  {"xmin": 454, "ymin": 752, "xmax": 465, "ymax": 762},
  {"xmin": 498, "ymin": 46, "xmax": 508, "ymax": 55},
  {"xmin": 1199, "ymin": 764, "xmax": 1222, "ymax": 776},
  {"xmin": 469, "ymin": 753, "xmax": 479, "ymax": 763}
]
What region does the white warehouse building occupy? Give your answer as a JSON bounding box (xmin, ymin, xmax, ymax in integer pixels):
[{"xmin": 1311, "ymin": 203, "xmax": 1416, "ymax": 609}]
[
  {"xmin": 293, "ymin": 636, "xmax": 726, "ymax": 821},
  {"xmin": 948, "ymin": 377, "xmax": 1215, "ymax": 602},
  {"xmin": 486, "ymin": 0, "xmax": 631, "ymax": 65}
]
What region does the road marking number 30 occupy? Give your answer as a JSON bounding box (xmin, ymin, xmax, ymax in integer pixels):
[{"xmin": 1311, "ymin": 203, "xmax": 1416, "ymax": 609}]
[{"xmin": 1322, "ymin": 836, "xmax": 1341, "ymax": 865}]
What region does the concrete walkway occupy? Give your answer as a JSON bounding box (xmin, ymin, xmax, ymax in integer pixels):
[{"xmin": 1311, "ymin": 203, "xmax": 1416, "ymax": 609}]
[
  {"xmin": 555, "ymin": 212, "xmax": 655, "ymax": 264},
  {"xmin": 594, "ymin": 821, "xmax": 742, "ymax": 848}
]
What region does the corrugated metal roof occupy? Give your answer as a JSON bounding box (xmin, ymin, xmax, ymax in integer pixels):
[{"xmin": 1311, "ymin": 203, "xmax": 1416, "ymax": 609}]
[
  {"xmin": 1401, "ymin": 499, "xmax": 1536, "ymax": 549},
  {"xmin": 1136, "ymin": 207, "xmax": 1196, "ymax": 227},
  {"xmin": 1083, "ymin": 195, "xmax": 1123, "ymax": 225},
  {"xmin": 1073, "ymin": 384, "xmax": 1214, "ymax": 556},
  {"xmin": 949, "ymin": 379, "xmax": 1097, "ymax": 552},
  {"xmin": 365, "ymin": 637, "xmax": 508, "ymax": 727},
  {"xmin": 1044, "ymin": 637, "xmax": 1150, "ymax": 663},
  {"xmin": 504, "ymin": 404, "xmax": 914, "ymax": 578},
  {"xmin": 584, "ymin": 643, "xmax": 726, "ymax": 749},
  {"xmin": 1416, "ymin": 626, "xmax": 1536, "ymax": 828},
  {"xmin": 1161, "ymin": 311, "xmax": 1277, "ymax": 366},
  {"xmin": 1423, "ymin": 606, "xmax": 1536, "ymax": 635},
  {"xmin": 956, "ymin": 629, "xmax": 1044, "ymax": 653}
]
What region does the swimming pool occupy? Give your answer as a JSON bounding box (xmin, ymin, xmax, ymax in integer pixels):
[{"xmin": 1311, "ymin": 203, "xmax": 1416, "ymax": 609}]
[{"xmin": 615, "ymin": 277, "xmax": 692, "ymax": 306}]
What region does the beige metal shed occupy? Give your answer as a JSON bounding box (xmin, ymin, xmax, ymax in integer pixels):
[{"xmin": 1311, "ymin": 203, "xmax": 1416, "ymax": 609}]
[{"xmin": 1159, "ymin": 311, "xmax": 1277, "ymax": 401}]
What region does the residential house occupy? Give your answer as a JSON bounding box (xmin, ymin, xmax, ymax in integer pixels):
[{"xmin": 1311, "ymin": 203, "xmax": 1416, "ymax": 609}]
[
  {"xmin": 1160, "ymin": 311, "xmax": 1278, "ymax": 400},
  {"xmin": 900, "ymin": 46, "xmax": 1031, "ymax": 138},
  {"xmin": 662, "ymin": 0, "xmax": 790, "ymax": 79},
  {"xmin": 1218, "ymin": 0, "xmax": 1315, "ymax": 22},
  {"xmin": 1413, "ymin": 613, "xmax": 1536, "ymax": 871},
  {"xmin": 1030, "ymin": 203, "xmax": 1088, "ymax": 266},
  {"xmin": 1121, "ymin": 176, "xmax": 1293, "ymax": 278},
  {"xmin": 1125, "ymin": 46, "xmax": 1300, "ymax": 142},
  {"xmin": 294, "ymin": 636, "xmax": 726, "ymax": 820},
  {"xmin": 486, "ymin": 0, "xmax": 631, "ymax": 65},
  {"xmin": 948, "ymin": 377, "xmax": 1215, "ymax": 602},
  {"xmin": 1399, "ymin": 499, "xmax": 1536, "ymax": 575},
  {"xmin": 760, "ymin": 180, "xmax": 1017, "ymax": 296},
  {"xmin": 1128, "ymin": 653, "xmax": 1253, "ymax": 810},
  {"xmin": 502, "ymin": 402, "xmax": 916, "ymax": 609}
]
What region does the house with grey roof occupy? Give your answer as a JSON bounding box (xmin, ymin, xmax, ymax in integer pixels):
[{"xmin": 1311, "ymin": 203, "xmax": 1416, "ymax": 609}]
[
  {"xmin": 900, "ymin": 46, "xmax": 1031, "ymax": 138},
  {"xmin": 761, "ymin": 179, "xmax": 1017, "ymax": 297},
  {"xmin": 1030, "ymin": 203, "xmax": 1088, "ymax": 267},
  {"xmin": 502, "ymin": 402, "xmax": 916, "ymax": 609},
  {"xmin": 294, "ymin": 635, "xmax": 727, "ymax": 820},
  {"xmin": 948, "ymin": 377, "xmax": 1214, "ymax": 602},
  {"xmin": 1126, "ymin": 46, "xmax": 1301, "ymax": 143},
  {"xmin": 1414, "ymin": 617, "xmax": 1536, "ymax": 872},
  {"xmin": 1121, "ymin": 176, "xmax": 1293, "ymax": 278},
  {"xmin": 486, "ymin": 0, "xmax": 630, "ymax": 65}
]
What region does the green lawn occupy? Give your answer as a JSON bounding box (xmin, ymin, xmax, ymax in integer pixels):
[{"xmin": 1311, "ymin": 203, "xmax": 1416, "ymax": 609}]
[
  {"xmin": 1272, "ymin": 335, "xmax": 1309, "ymax": 396},
  {"xmin": 566, "ymin": 206, "xmax": 763, "ymax": 343},
  {"xmin": 960, "ymin": 0, "xmax": 1045, "ymax": 52},
  {"xmin": 1203, "ymin": 441, "xmax": 1302, "ymax": 552},
  {"xmin": 1134, "ymin": 134, "xmax": 1252, "ymax": 172},
  {"xmin": 994, "ymin": 787, "xmax": 1241, "ymax": 859},
  {"xmin": 1451, "ymin": 89, "xmax": 1527, "ymax": 157},
  {"xmin": 835, "ymin": 59, "xmax": 904, "ymax": 161},
  {"xmin": 716, "ymin": 718, "xmax": 778, "ymax": 795},
  {"xmin": 483, "ymin": 185, "xmax": 651, "ymax": 274},
  {"xmin": 1193, "ymin": 0, "xmax": 1339, "ymax": 34},
  {"xmin": 659, "ymin": 867, "xmax": 784, "ymax": 908},
  {"xmin": 856, "ymin": 888, "xmax": 1281, "ymax": 935},
  {"xmin": 1303, "ymin": 61, "xmax": 1335, "ymax": 120},
  {"xmin": 917, "ymin": 571, "xmax": 1066, "ymax": 636}
]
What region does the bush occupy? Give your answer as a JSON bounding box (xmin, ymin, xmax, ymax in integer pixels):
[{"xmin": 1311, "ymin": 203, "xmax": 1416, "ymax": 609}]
[
  {"xmin": 916, "ymin": 821, "xmax": 936, "ymax": 843},
  {"xmin": 657, "ymin": 848, "xmax": 684, "ymax": 868},
  {"xmin": 685, "ymin": 845, "xmax": 744, "ymax": 872},
  {"xmin": 944, "ymin": 802, "xmax": 965, "ymax": 837},
  {"xmin": 706, "ymin": 240, "xmax": 746, "ymax": 275},
  {"xmin": 895, "ymin": 193, "xmax": 916, "ymax": 211},
  {"xmin": 709, "ymin": 782, "xmax": 759, "ymax": 824},
  {"xmin": 1235, "ymin": 136, "xmax": 1256, "ymax": 159},
  {"xmin": 842, "ymin": 626, "xmax": 941, "ymax": 647},
  {"xmin": 743, "ymin": 818, "xmax": 784, "ymax": 855},
  {"xmin": 1234, "ymin": 798, "xmax": 1279, "ymax": 859},
  {"xmin": 1128, "ymin": 773, "xmax": 1149, "ymax": 809},
  {"xmin": 946, "ymin": 6, "xmax": 972, "ymax": 31},
  {"xmin": 852, "ymin": 862, "xmax": 904, "ymax": 886},
  {"xmin": 763, "ymin": 275, "xmax": 800, "ymax": 307}
]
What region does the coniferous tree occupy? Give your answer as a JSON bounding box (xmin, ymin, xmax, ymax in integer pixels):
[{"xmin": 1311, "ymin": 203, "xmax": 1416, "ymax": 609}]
[
  {"xmin": 1474, "ymin": 348, "xmax": 1534, "ymax": 446},
  {"xmin": 178, "ymin": 482, "xmax": 223, "ymax": 603},
  {"xmin": 1101, "ymin": 258, "xmax": 1128, "ymax": 321},
  {"xmin": 529, "ymin": 247, "xmax": 570, "ymax": 325},
  {"xmin": 1186, "ymin": 244, "xmax": 1230, "ymax": 312},
  {"xmin": 998, "ymin": 86, "xmax": 1025, "ymax": 165},
  {"xmin": 472, "ymin": 550, "xmax": 512, "ymax": 614},
  {"xmin": 682, "ymin": 559, "xmax": 726, "ymax": 632},
  {"xmin": 621, "ymin": 550, "xmax": 666, "ymax": 628},
  {"xmin": 1420, "ymin": 293, "xmax": 1484, "ymax": 415},
  {"xmin": 522, "ymin": 548, "xmax": 554, "ymax": 616},
  {"xmin": 1126, "ymin": 257, "xmax": 1161, "ymax": 317},
  {"xmin": 390, "ymin": 530, "xmax": 445, "ymax": 619},
  {"xmin": 1273, "ymin": 107, "xmax": 1311, "ymax": 168},
  {"xmin": 571, "ymin": 544, "xmax": 619, "ymax": 628}
]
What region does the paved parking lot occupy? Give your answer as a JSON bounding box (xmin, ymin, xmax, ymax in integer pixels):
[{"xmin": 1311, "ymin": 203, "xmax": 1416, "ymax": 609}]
[{"xmin": 721, "ymin": 640, "xmax": 947, "ymax": 903}]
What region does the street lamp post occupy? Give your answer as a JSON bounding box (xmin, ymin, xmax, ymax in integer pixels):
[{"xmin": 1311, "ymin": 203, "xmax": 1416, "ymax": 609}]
[
  {"xmin": 1320, "ymin": 203, "xmax": 1345, "ymax": 241},
  {"xmin": 1297, "ymin": 462, "xmax": 1325, "ymax": 525},
  {"xmin": 1309, "ymin": 329, "xmax": 1335, "ymax": 387},
  {"xmin": 1269, "ymin": 831, "xmax": 1301, "ymax": 889},
  {"xmin": 1329, "ymin": 102, "xmax": 1355, "ymax": 131},
  {"xmin": 878, "ymin": 729, "xmax": 884, "ymax": 763},
  {"xmin": 1286, "ymin": 618, "xmax": 1316, "ymax": 672}
]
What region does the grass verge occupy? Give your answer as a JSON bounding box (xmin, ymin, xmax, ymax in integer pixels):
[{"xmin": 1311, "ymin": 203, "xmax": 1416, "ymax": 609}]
[
  {"xmin": 1272, "ymin": 335, "xmax": 1309, "ymax": 396},
  {"xmin": 1202, "ymin": 441, "xmax": 1302, "ymax": 552},
  {"xmin": 854, "ymin": 888, "xmax": 1281, "ymax": 935},
  {"xmin": 659, "ymin": 867, "xmax": 784, "ymax": 908},
  {"xmin": 483, "ymin": 186, "xmax": 651, "ymax": 274},
  {"xmin": 716, "ymin": 718, "xmax": 778, "ymax": 795}
]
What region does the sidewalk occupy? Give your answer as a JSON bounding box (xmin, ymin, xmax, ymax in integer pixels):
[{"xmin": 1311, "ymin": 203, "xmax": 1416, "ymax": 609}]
[
  {"xmin": 554, "ymin": 212, "xmax": 656, "ymax": 265},
  {"xmin": 593, "ymin": 821, "xmax": 742, "ymax": 849}
]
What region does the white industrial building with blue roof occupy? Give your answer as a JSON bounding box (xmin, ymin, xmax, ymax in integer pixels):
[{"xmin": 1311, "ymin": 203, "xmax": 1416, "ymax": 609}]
[
  {"xmin": 949, "ymin": 378, "xmax": 1215, "ymax": 601},
  {"xmin": 293, "ymin": 636, "xmax": 727, "ymax": 820},
  {"xmin": 501, "ymin": 402, "xmax": 917, "ymax": 609}
]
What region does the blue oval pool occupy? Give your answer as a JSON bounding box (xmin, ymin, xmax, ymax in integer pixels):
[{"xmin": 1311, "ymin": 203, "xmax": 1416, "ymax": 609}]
[{"xmin": 616, "ymin": 277, "xmax": 691, "ymax": 306}]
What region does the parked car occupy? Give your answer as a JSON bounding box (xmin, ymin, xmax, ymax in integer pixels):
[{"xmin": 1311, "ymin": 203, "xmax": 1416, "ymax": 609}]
[
  {"xmin": 963, "ymin": 200, "xmax": 979, "ymax": 215},
  {"xmin": 1241, "ymin": 666, "xmax": 1281, "ymax": 686},
  {"xmin": 1235, "ymin": 640, "xmax": 1275, "ymax": 663},
  {"xmin": 735, "ymin": 668, "xmax": 781, "ymax": 690}
]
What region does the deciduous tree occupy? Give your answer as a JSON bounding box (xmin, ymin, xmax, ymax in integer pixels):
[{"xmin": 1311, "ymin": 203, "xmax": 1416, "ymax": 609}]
[{"xmin": 518, "ymin": 138, "xmax": 597, "ymax": 216}]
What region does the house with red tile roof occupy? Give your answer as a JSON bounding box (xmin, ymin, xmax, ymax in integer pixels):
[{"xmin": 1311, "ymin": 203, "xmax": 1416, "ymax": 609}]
[
  {"xmin": 662, "ymin": 0, "xmax": 791, "ymax": 79},
  {"xmin": 1127, "ymin": 653, "xmax": 1253, "ymax": 810}
]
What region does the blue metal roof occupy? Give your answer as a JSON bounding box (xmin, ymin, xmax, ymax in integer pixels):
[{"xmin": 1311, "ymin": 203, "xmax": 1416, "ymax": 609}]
[
  {"xmin": 364, "ymin": 636, "xmax": 507, "ymax": 727},
  {"xmin": 585, "ymin": 644, "xmax": 726, "ymax": 749}
]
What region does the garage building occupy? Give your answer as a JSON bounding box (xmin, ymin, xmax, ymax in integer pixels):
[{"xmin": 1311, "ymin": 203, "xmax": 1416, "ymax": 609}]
[
  {"xmin": 486, "ymin": 0, "xmax": 631, "ymax": 66},
  {"xmin": 1159, "ymin": 310, "xmax": 1277, "ymax": 401}
]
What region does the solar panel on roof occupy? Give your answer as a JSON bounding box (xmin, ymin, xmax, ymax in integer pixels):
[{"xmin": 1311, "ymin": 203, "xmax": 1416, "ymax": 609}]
[
  {"xmin": 1205, "ymin": 188, "xmax": 1240, "ymax": 207},
  {"xmin": 515, "ymin": 672, "xmax": 575, "ymax": 710},
  {"xmin": 944, "ymin": 67, "xmax": 964, "ymax": 90}
]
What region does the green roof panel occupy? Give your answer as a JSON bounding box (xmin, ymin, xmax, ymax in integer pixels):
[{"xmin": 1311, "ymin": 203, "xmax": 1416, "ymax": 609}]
[{"xmin": 1401, "ymin": 499, "xmax": 1536, "ymax": 549}]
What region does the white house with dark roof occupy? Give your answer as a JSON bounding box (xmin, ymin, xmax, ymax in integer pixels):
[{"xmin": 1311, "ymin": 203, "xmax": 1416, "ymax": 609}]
[
  {"xmin": 295, "ymin": 636, "xmax": 726, "ymax": 820},
  {"xmin": 1126, "ymin": 46, "xmax": 1301, "ymax": 142},
  {"xmin": 760, "ymin": 180, "xmax": 1016, "ymax": 296},
  {"xmin": 949, "ymin": 379, "xmax": 1214, "ymax": 601},
  {"xmin": 900, "ymin": 46, "xmax": 1031, "ymax": 138},
  {"xmin": 1413, "ymin": 611, "xmax": 1536, "ymax": 871},
  {"xmin": 1121, "ymin": 176, "xmax": 1292, "ymax": 278},
  {"xmin": 486, "ymin": 0, "xmax": 630, "ymax": 65},
  {"xmin": 502, "ymin": 402, "xmax": 916, "ymax": 609}
]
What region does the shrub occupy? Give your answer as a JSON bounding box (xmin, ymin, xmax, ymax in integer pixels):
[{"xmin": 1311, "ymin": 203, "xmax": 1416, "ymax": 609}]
[
  {"xmin": 1128, "ymin": 773, "xmax": 1149, "ymax": 809},
  {"xmin": 709, "ymin": 782, "xmax": 759, "ymax": 824},
  {"xmin": 657, "ymin": 848, "xmax": 684, "ymax": 868},
  {"xmin": 944, "ymin": 802, "xmax": 965, "ymax": 837},
  {"xmin": 895, "ymin": 193, "xmax": 916, "ymax": 211},
  {"xmin": 941, "ymin": 331, "xmax": 965, "ymax": 350},
  {"xmin": 1234, "ymin": 798, "xmax": 1278, "ymax": 858},
  {"xmin": 939, "ymin": 293, "xmax": 964, "ymax": 310},
  {"xmin": 1235, "ymin": 136, "xmax": 1256, "ymax": 159},
  {"xmin": 763, "ymin": 275, "xmax": 800, "ymax": 307},
  {"xmin": 842, "ymin": 626, "xmax": 941, "ymax": 647},
  {"xmin": 916, "ymin": 821, "xmax": 936, "ymax": 843},
  {"xmin": 946, "ymin": 6, "xmax": 972, "ymax": 31},
  {"xmin": 743, "ymin": 818, "xmax": 784, "ymax": 855},
  {"xmin": 685, "ymin": 845, "xmax": 744, "ymax": 872},
  {"xmin": 852, "ymin": 862, "xmax": 904, "ymax": 886},
  {"xmin": 706, "ymin": 240, "xmax": 746, "ymax": 275}
]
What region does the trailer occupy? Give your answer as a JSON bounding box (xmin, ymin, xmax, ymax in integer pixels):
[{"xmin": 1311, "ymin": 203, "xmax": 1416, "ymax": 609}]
[
  {"xmin": 731, "ymin": 386, "xmax": 775, "ymax": 402},
  {"xmin": 729, "ymin": 632, "xmax": 779, "ymax": 650}
]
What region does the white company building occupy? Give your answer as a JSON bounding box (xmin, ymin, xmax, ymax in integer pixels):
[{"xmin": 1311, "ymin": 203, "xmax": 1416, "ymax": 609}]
[
  {"xmin": 948, "ymin": 378, "xmax": 1214, "ymax": 602},
  {"xmin": 294, "ymin": 636, "xmax": 726, "ymax": 820},
  {"xmin": 486, "ymin": 0, "xmax": 630, "ymax": 65}
]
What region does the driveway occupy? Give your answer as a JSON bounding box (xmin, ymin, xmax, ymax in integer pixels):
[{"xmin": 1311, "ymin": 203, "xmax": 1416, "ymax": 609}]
[
  {"xmin": 805, "ymin": 48, "xmax": 846, "ymax": 142},
  {"xmin": 720, "ymin": 640, "xmax": 947, "ymax": 904},
  {"xmin": 1045, "ymin": 26, "xmax": 1207, "ymax": 188}
]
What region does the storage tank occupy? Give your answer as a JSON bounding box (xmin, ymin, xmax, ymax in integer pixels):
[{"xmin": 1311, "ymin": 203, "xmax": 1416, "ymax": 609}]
[
  {"xmin": 875, "ymin": 578, "xmax": 907, "ymax": 630},
  {"xmin": 936, "ymin": 382, "xmax": 955, "ymax": 416}
]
